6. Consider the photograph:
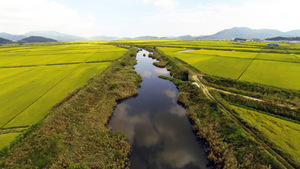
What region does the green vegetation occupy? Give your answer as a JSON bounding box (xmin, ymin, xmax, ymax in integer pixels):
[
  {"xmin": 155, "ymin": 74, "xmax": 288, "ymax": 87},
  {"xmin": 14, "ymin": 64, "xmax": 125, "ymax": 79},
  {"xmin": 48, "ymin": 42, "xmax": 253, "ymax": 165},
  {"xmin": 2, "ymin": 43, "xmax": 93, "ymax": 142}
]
[
  {"xmin": 0, "ymin": 43, "xmax": 127, "ymax": 67},
  {"xmin": 0, "ymin": 47, "xmax": 141, "ymax": 168},
  {"xmin": 159, "ymin": 47, "xmax": 300, "ymax": 89},
  {"xmin": 0, "ymin": 44, "xmax": 126, "ymax": 128},
  {"xmin": 126, "ymin": 40, "xmax": 300, "ymax": 90},
  {"xmin": 219, "ymin": 92, "xmax": 300, "ymax": 122},
  {"xmin": 232, "ymin": 106, "xmax": 300, "ymax": 166},
  {"xmin": 1, "ymin": 39, "xmax": 299, "ymax": 168},
  {"xmin": 146, "ymin": 46, "xmax": 277, "ymax": 168},
  {"xmin": 0, "ymin": 43, "xmax": 128, "ymax": 149},
  {"xmin": 202, "ymin": 74, "xmax": 300, "ymax": 107},
  {"xmin": 0, "ymin": 133, "xmax": 20, "ymax": 150},
  {"xmin": 140, "ymin": 44, "xmax": 300, "ymax": 168},
  {"xmin": 240, "ymin": 60, "xmax": 300, "ymax": 90}
]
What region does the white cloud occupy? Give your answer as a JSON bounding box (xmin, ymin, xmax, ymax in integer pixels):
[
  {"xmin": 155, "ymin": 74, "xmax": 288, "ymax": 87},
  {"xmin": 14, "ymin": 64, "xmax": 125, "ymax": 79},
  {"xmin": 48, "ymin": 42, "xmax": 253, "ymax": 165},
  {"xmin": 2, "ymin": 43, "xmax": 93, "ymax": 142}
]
[
  {"xmin": 154, "ymin": 0, "xmax": 178, "ymax": 11},
  {"xmin": 0, "ymin": 0, "xmax": 299, "ymax": 37},
  {"xmin": 143, "ymin": 0, "xmax": 300, "ymax": 36},
  {"xmin": 0, "ymin": 0, "xmax": 95, "ymax": 36}
]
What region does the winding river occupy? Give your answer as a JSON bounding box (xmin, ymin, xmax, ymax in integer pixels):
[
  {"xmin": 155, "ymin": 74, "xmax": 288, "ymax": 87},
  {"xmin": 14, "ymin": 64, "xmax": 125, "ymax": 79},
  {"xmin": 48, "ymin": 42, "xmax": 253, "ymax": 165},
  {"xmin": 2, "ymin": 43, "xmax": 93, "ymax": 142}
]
[{"xmin": 109, "ymin": 49, "xmax": 212, "ymax": 169}]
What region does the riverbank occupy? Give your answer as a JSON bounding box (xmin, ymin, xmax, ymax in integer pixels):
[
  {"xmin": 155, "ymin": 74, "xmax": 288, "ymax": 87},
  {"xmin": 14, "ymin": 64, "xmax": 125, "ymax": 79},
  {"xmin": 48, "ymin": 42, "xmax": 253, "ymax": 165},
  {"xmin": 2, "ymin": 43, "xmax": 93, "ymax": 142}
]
[
  {"xmin": 0, "ymin": 48, "xmax": 141, "ymax": 168},
  {"xmin": 146, "ymin": 46, "xmax": 287, "ymax": 168},
  {"xmin": 109, "ymin": 49, "xmax": 212, "ymax": 168}
]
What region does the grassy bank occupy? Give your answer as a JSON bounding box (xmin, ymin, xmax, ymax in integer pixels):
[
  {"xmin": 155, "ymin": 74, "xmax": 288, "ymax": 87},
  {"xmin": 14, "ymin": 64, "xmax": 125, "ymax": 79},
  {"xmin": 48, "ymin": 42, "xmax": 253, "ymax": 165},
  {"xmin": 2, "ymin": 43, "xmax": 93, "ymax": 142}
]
[
  {"xmin": 147, "ymin": 47, "xmax": 298, "ymax": 168},
  {"xmin": 0, "ymin": 48, "xmax": 141, "ymax": 168},
  {"xmin": 232, "ymin": 105, "xmax": 300, "ymax": 165},
  {"xmin": 202, "ymin": 75, "xmax": 300, "ymax": 107},
  {"xmin": 147, "ymin": 46, "xmax": 290, "ymax": 168}
]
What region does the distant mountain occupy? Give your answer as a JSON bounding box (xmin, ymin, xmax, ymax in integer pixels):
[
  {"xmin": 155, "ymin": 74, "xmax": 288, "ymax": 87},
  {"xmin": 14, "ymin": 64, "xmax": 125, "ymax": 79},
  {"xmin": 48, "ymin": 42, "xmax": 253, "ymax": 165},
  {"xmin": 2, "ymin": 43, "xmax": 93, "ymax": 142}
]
[
  {"xmin": 89, "ymin": 36, "xmax": 120, "ymax": 40},
  {"xmin": 0, "ymin": 37, "xmax": 13, "ymax": 44},
  {"xmin": 0, "ymin": 33, "xmax": 25, "ymax": 41},
  {"xmin": 266, "ymin": 36, "xmax": 300, "ymax": 41},
  {"xmin": 285, "ymin": 30, "xmax": 300, "ymax": 36},
  {"xmin": 177, "ymin": 35, "xmax": 195, "ymax": 39},
  {"xmin": 199, "ymin": 27, "xmax": 300, "ymax": 40},
  {"xmin": 19, "ymin": 36, "xmax": 58, "ymax": 43},
  {"xmin": 24, "ymin": 31, "xmax": 86, "ymax": 41},
  {"xmin": 134, "ymin": 36, "xmax": 160, "ymax": 39}
]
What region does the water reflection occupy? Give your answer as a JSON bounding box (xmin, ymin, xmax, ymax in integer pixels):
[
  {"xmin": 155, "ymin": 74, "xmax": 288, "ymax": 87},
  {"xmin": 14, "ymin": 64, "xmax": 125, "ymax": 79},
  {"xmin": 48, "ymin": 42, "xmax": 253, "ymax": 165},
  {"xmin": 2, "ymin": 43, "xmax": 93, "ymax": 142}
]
[
  {"xmin": 109, "ymin": 50, "xmax": 211, "ymax": 169},
  {"xmin": 154, "ymin": 67, "xmax": 169, "ymax": 75}
]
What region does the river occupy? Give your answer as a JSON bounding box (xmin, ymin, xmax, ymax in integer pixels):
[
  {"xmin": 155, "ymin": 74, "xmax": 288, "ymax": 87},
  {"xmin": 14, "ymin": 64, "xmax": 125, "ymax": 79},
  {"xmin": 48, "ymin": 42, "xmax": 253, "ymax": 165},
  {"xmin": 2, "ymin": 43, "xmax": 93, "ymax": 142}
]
[{"xmin": 109, "ymin": 49, "xmax": 212, "ymax": 169}]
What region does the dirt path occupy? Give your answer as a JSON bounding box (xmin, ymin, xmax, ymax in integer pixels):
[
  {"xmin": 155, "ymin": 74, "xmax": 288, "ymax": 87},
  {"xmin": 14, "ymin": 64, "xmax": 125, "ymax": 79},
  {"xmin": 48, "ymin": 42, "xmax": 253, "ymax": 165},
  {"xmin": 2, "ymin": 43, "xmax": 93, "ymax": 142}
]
[
  {"xmin": 208, "ymin": 86, "xmax": 264, "ymax": 102},
  {"xmin": 191, "ymin": 75, "xmax": 296, "ymax": 169},
  {"xmin": 0, "ymin": 126, "xmax": 29, "ymax": 134}
]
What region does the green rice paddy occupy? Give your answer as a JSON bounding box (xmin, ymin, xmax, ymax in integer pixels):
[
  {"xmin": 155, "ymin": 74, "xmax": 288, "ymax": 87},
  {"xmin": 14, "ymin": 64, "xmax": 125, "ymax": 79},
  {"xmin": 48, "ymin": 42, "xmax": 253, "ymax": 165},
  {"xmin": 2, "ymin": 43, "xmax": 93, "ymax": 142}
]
[
  {"xmin": 157, "ymin": 41, "xmax": 300, "ymax": 90},
  {"xmin": 0, "ymin": 133, "xmax": 21, "ymax": 150},
  {"xmin": 232, "ymin": 105, "xmax": 300, "ymax": 162},
  {"xmin": 0, "ymin": 43, "xmax": 127, "ymax": 148}
]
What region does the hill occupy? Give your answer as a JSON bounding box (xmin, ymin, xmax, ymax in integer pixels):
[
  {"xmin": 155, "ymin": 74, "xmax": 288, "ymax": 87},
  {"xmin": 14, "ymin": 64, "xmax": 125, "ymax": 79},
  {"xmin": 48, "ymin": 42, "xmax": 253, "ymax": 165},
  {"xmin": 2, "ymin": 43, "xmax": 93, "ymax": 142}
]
[
  {"xmin": 24, "ymin": 31, "xmax": 86, "ymax": 41},
  {"xmin": 0, "ymin": 33, "xmax": 25, "ymax": 41},
  {"xmin": 0, "ymin": 37, "xmax": 13, "ymax": 44},
  {"xmin": 89, "ymin": 36, "xmax": 120, "ymax": 40},
  {"xmin": 266, "ymin": 36, "xmax": 300, "ymax": 41},
  {"xmin": 18, "ymin": 36, "xmax": 58, "ymax": 43},
  {"xmin": 200, "ymin": 27, "xmax": 300, "ymax": 40}
]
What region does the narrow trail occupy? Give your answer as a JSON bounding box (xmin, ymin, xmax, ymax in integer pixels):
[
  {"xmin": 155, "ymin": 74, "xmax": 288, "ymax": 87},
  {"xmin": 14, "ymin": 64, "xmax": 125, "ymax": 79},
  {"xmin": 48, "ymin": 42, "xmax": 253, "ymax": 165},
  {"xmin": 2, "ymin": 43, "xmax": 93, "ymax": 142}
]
[
  {"xmin": 0, "ymin": 126, "xmax": 29, "ymax": 134},
  {"xmin": 191, "ymin": 75, "xmax": 296, "ymax": 169},
  {"xmin": 205, "ymin": 85, "xmax": 297, "ymax": 110},
  {"xmin": 207, "ymin": 86, "xmax": 264, "ymax": 102}
]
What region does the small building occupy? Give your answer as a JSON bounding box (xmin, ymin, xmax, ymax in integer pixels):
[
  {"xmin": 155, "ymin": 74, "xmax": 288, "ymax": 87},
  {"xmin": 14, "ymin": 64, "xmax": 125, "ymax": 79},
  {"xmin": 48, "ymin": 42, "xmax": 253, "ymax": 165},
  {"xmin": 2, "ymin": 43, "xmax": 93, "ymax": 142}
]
[{"xmin": 267, "ymin": 43, "xmax": 280, "ymax": 47}]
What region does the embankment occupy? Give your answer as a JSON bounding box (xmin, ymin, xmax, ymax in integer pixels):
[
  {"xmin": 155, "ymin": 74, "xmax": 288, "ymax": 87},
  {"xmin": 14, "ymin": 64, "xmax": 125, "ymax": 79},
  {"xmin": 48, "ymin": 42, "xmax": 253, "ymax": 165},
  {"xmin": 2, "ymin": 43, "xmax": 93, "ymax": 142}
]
[{"xmin": 0, "ymin": 48, "xmax": 141, "ymax": 168}]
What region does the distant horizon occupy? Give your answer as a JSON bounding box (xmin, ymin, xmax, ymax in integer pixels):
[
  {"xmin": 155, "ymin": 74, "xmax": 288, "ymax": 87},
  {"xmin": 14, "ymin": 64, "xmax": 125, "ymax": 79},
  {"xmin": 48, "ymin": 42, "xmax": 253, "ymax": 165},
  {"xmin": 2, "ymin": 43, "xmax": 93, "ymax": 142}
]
[
  {"xmin": 1, "ymin": 27, "xmax": 300, "ymax": 39},
  {"xmin": 0, "ymin": 0, "xmax": 299, "ymax": 37}
]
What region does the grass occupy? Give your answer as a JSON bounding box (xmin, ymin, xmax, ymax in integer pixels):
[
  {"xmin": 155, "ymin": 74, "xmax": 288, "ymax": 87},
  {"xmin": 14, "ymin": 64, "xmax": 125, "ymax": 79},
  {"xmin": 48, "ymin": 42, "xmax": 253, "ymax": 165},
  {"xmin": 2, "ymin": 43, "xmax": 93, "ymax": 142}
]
[
  {"xmin": 0, "ymin": 44, "xmax": 127, "ymax": 67},
  {"xmin": 141, "ymin": 42, "xmax": 300, "ymax": 168},
  {"xmin": 159, "ymin": 47, "xmax": 253, "ymax": 79},
  {"xmin": 144, "ymin": 46, "xmax": 282, "ymax": 168},
  {"xmin": 157, "ymin": 44, "xmax": 300, "ymax": 90},
  {"xmin": 256, "ymin": 53, "xmax": 300, "ymax": 62},
  {"xmin": 0, "ymin": 133, "xmax": 20, "ymax": 150},
  {"xmin": 232, "ymin": 105, "xmax": 300, "ymax": 165},
  {"xmin": 0, "ymin": 43, "xmax": 128, "ymax": 148},
  {"xmin": 240, "ymin": 60, "xmax": 300, "ymax": 90},
  {"xmin": 0, "ymin": 47, "xmax": 141, "ymax": 168},
  {"xmin": 3, "ymin": 63, "xmax": 110, "ymax": 128},
  {"xmin": 187, "ymin": 49, "xmax": 258, "ymax": 59}
]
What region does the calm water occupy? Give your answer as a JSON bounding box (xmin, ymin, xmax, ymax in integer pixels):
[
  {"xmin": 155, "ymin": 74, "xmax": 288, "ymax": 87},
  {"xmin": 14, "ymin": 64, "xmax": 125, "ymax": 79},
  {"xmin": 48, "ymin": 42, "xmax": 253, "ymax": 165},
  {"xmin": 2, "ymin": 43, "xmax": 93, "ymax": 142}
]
[{"xmin": 109, "ymin": 49, "xmax": 212, "ymax": 169}]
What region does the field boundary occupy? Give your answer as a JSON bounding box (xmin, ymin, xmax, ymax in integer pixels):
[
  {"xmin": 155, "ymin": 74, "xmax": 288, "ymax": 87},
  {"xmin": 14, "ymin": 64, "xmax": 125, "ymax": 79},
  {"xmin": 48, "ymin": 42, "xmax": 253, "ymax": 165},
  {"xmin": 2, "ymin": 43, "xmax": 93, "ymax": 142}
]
[
  {"xmin": 0, "ymin": 126, "xmax": 28, "ymax": 134},
  {"xmin": 192, "ymin": 75, "xmax": 296, "ymax": 169},
  {"xmin": 161, "ymin": 47, "xmax": 300, "ymax": 64},
  {"xmin": 0, "ymin": 48, "xmax": 108, "ymax": 129},
  {"xmin": 237, "ymin": 52, "xmax": 260, "ymax": 80},
  {"xmin": 0, "ymin": 64, "xmax": 83, "ymax": 129},
  {"xmin": 0, "ymin": 60, "xmax": 113, "ymax": 69}
]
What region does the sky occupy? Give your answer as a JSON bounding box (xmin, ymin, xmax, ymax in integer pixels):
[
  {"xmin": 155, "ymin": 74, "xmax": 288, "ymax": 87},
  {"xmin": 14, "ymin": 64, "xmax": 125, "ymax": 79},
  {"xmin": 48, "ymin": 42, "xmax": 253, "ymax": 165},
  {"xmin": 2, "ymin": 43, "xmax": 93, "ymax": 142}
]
[{"xmin": 0, "ymin": 0, "xmax": 299, "ymax": 37}]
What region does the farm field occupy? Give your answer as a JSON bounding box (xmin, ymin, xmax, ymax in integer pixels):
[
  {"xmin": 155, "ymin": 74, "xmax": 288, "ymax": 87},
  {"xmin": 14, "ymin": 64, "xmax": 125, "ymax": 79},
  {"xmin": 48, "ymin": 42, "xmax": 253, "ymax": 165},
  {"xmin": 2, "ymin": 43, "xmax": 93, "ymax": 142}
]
[
  {"xmin": 240, "ymin": 60, "xmax": 300, "ymax": 90},
  {"xmin": 0, "ymin": 43, "xmax": 127, "ymax": 149},
  {"xmin": 156, "ymin": 41, "xmax": 300, "ymax": 90},
  {"xmin": 0, "ymin": 44, "xmax": 127, "ymax": 67},
  {"xmin": 232, "ymin": 105, "xmax": 300, "ymax": 163},
  {"xmin": 0, "ymin": 133, "xmax": 20, "ymax": 149}
]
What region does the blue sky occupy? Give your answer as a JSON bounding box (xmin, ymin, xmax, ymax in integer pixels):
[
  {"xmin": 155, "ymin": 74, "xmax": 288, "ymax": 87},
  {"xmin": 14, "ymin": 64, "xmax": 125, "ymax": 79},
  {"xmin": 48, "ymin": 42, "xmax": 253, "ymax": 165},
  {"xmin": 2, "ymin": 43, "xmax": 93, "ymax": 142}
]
[{"xmin": 0, "ymin": 0, "xmax": 299, "ymax": 37}]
